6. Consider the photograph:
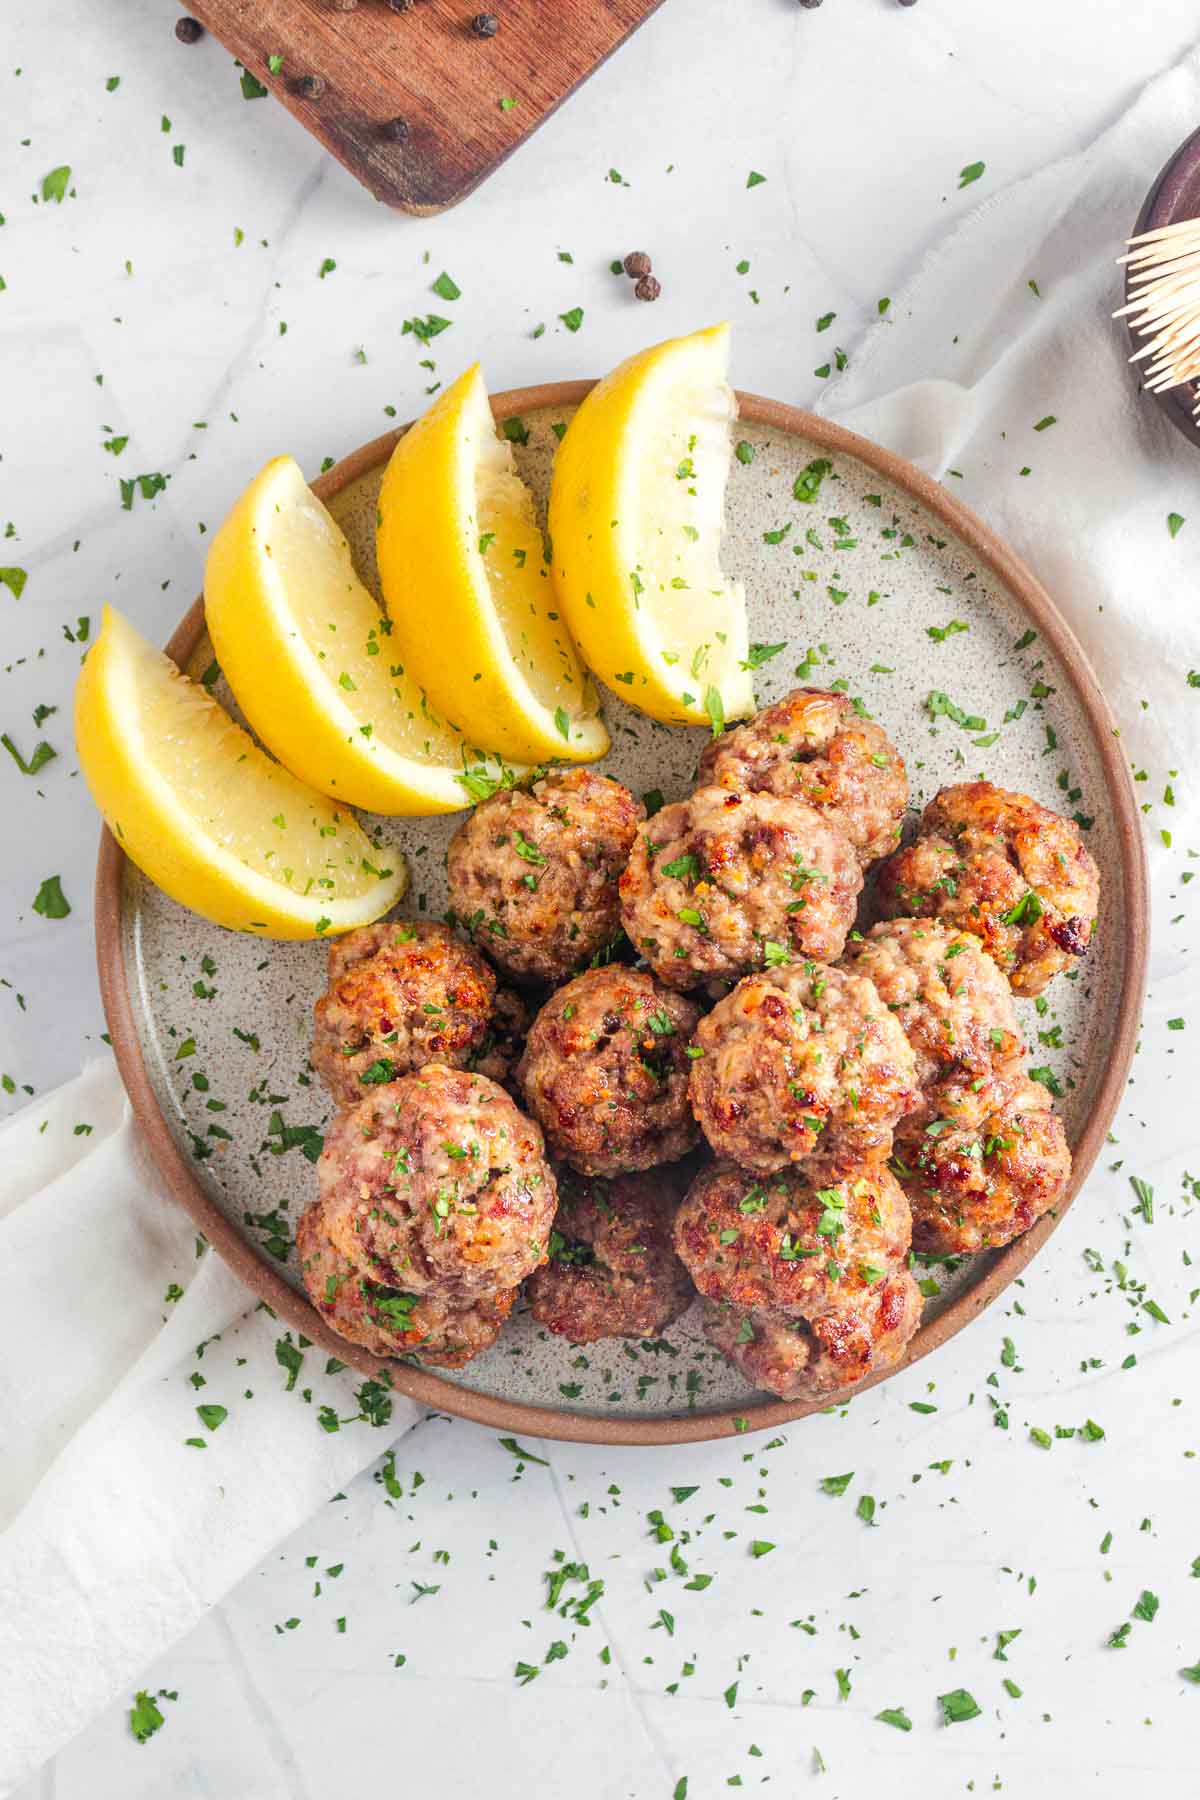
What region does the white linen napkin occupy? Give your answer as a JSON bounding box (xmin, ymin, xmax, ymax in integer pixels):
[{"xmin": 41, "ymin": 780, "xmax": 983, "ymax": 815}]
[
  {"xmin": 822, "ymin": 46, "xmax": 1200, "ymax": 795},
  {"xmin": 5, "ymin": 39, "xmax": 1200, "ymax": 1800},
  {"xmin": 0, "ymin": 1059, "xmax": 418, "ymax": 1795}
]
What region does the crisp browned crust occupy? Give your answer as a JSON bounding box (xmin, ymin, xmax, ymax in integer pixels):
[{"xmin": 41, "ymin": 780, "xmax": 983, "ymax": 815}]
[
  {"xmin": 702, "ymin": 1266, "xmax": 923, "ymax": 1401},
  {"xmin": 297, "ymin": 1201, "xmax": 515, "ymax": 1367},
  {"xmin": 318, "ymin": 1063, "xmax": 557, "ymax": 1299},
  {"xmin": 698, "ymin": 688, "xmax": 907, "ymax": 865},
  {"xmin": 449, "ymin": 768, "xmax": 643, "ymax": 984},
  {"xmin": 517, "ymin": 966, "xmax": 701, "ymax": 1176},
  {"xmin": 619, "ymin": 785, "xmax": 861, "ymax": 991},
  {"xmin": 311, "ymin": 920, "xmax": 499, "ymax": 1107},
  {"xmin": 841, "ymin": 918, "xmax": 1024, "ymax": 1119},
  {"xmin": 893, "ymin": 1072, "xmax": 1072, "ymax": 1255},
  {"xmin": 689, "ymin": 961, "xmax": 918, "ymax": 1174},
  {"xmin": 674, "ymin": 1158, "xmax": 911, "ymax": 1316},
  {"xmin": 526, "ymin": 1164, "xmax": 694, "ymax": 1343},
  {"xmin": 875, "ymin": 782, "xmax": 1100, "ymax": 997}
]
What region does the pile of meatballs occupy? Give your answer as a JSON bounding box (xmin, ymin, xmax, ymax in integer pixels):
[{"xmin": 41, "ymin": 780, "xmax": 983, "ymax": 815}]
[{"xmin": 296, "ymin": 686, "xmax": 1100, "ymax": 1404}]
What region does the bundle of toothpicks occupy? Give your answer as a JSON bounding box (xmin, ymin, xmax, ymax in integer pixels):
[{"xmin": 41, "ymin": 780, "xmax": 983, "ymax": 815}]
[{"xmin": 1117, "ymin": 217, "xmax": 1200, "ymax": 413}]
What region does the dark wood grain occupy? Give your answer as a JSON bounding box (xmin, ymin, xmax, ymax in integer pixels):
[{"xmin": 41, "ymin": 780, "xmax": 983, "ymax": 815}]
[{"xmin": 179, "ymin": 0, "xmax": 668, "ymax": 214}]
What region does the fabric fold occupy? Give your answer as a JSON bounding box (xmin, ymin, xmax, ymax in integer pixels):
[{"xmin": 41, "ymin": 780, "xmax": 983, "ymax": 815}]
[{"xmin": 0, "ymin": 1061, "xmax": 419, "ymax": 1797}]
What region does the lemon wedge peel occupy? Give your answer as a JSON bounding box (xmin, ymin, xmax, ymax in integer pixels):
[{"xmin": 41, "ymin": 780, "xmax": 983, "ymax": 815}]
[
  {"xmin": 375, "ymin": 364, "xmax": 609, "ymax": 766},
  {"xmin": 547, "ymin": 322, "xmax": 755, "ymax": 729},
  {"xmin": 76, "ymin": 605, "xmax": 408, "ymax": 939},
  {"xmin": 203, "ymin": 454, "xmax": 516, "ymax": 816}
]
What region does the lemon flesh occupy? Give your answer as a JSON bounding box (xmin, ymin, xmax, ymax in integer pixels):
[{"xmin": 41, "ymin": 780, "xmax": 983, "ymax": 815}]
[
  {"xmin": 76, "ymin": 605, "xmax": 408, "ymax": 939},
  {"xmin": 548, "ymin": 321, "xmax": 755, "ymax": 728},
  {"xmin": 204, "ymin": 455, "xmax": 515, "ymax": 815},
  {"xmin": 376, "ymin": 364, "xmax": 609, "ymax": 765}
]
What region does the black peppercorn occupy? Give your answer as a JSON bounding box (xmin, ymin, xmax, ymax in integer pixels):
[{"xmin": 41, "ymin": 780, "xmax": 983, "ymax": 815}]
[
  {"xmin": 623, "ymin": 251, "xmax": 652, "ymax": 280},
  {"xmin": 797, "ymin": 0, "xmax": 823, "ymax": 9},
  {"xmin": 175, "ymin": 15, "xmax": 204, "ymax": 40},
  {"xmin": 296, "ymin": 73, "xmax": 327, "ymax": 99},
  {"xmin": 381, "ymin": 116, "xmax": 411, "ymax": 140},
  {"xmin": 386, "ymin": 0, "xmax": 416, "ymax": 10},
  {"xmin": 897, "ymin": 0, "xmax": 918, "ymax": 6},
  {"xmin": 471, "ymin": 12, "xmax": 499, "ymax": 36},
  {"xmin": 634, "ymin": 274, "xmax": 661, "ymax": 302}
]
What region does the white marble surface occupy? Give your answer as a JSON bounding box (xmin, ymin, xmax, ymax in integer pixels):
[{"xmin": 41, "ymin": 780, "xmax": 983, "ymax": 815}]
[{"xmin": 4, "ymin": 1, "xmax": 1200, "ymax": 1794}]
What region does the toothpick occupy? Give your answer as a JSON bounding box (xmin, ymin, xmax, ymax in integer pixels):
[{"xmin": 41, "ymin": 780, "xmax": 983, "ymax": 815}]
[{"xmin": 1116, "ymin": 216, "xmax": 1200, "ymax": 417}]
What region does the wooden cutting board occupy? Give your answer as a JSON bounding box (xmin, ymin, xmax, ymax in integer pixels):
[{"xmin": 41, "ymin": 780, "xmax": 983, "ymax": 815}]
[{"xmin": 182, "ymin": 0, "xmax": 669, "ymax": 214}]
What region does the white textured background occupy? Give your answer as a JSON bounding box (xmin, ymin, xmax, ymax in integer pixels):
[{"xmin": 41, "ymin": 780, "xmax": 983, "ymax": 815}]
[{"xmin": 3, "ymin": 2, "xmax": 1199, "ymax": 1795}]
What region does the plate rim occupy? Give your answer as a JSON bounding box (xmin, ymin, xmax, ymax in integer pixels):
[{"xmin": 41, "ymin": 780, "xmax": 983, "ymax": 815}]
[{"xmin": 94, "ymin": 380, "xmax": 1149, "ymax": 1446}]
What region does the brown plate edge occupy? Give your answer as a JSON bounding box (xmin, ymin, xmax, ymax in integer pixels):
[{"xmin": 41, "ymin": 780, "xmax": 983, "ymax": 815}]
[{"xmin": 94, "ymin": 380, "xmax": 1149, "ymax": 1448}]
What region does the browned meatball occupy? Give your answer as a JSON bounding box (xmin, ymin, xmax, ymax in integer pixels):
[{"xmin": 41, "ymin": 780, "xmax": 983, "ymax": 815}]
[
  {"xmin": 699, "ymin": 688, "xmax": 907, "ymax": 865},
  {"xmin": 448, "ymin": 768, "xmax": 644, "ymax": 984},
  {"xmin": 311, "ymin": 921, "xmax": 501, "ymax": 1107},
  {"xmin": 525, "ymin": 1164, "xmax": 694, "ymax": 1343},
  {"xmin": 317, "ymin": 1064, "xmax": 556, "ymax": 1300},
  {"xmin": 297, "ymin": 1201, "xmax": 514, "ymax": 1367},
  {"xmin": 841, "ymin": 919, "xmax": 1024, "ymax": 1122},
  {"xmin": 892, "ymin": 1072, "xmax": 1072, "ymax": 1255},
  {"xmin": 875, "ymin": 782, "xmax": 1100, "ymax": 997},
  {"xmin": 618, "ymin": 786, "xmax": 861, "ymax": 992},
  {"xmin": 517, "ymin": 966, "xmax": 701, "ymax": 1176},
  {"xmin": 689, "ymin": 962, "xmax": 918, "ymax": 1175},
  {"xmin": 701, "ymin": 1265, "xmax": 923, "ymax": 1401},
  {"xmin": 465, "ymin": 983, "xmax": 529, "ymax": 1096},
  {"xmin": 674, "ymin": 1159, "xmax": 911, "ymax": 1316}
]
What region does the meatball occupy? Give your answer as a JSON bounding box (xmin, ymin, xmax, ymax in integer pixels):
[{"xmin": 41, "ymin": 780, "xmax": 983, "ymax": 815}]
[
  {"xmin": 892, "ymin": 1072, "xmax": 1072, "ymax": 1255},
  {"xmin": 448, "ymin": 768, "xmax": 644, "ymax": 984},
  {"xmin": 619, "ymin": 786, "xmax": 861, "ymax": 992},
  {"xmin": 674, "ymin": 1159, "xmax": 911, "ymax": 1316},
  {"xmin": 698, "ymin": 688, "xmax": 907, "ymax": 865},
  {"xmin": 317, "ymin": 1063, "xmax": 556, "ymax": 1300},
  {"xmin": 467, "ymin": 983, "xmax": 529, "ymax": 1095},
  {"xmin": 841, "ymin": 919, "xmax": 1024, "ymax": 1120},
  {"xmin": 297, "ymin": 1201, "xmax": 514, "ymax": 1367},
  {"xmin": 517, "ymin": 966, "xmax": 701, "ymax": 1176},
  {"xmin": 689, "ymin": 961, "xmax": 918, "ymax": 1175},
  {"xmin": 701, "ymin": 1265, "xmax": 923, "ymax": 1401},
  {"xmin": 525, "ymin": 1164, "xmax": 694, "ymax": 1343},
  {"xmin": 311, "ymin": 921, "xmax": 500, "ymax": 1107},
  {"xmin": 875, "ymin": 782, "xmax": 1100, "ymax": 997}
]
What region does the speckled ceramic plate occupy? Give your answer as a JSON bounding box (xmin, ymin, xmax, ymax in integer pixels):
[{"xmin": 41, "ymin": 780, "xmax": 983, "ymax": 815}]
[{"xmin": 96, "ymin": 382, "xmax": 1147, "ymax": 1445}]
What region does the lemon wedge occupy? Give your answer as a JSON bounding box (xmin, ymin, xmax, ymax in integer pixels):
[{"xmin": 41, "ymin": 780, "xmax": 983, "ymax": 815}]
[
  {"xmin": 75, "ymin": 605, "xmax": 408, "ymax": 939},
  {"xmin": 204, "ymin": 454, "xmax": 515, "ymax": 815},
  {"xmin": 375, "ymin": 364, "xmax": 609, "ymax": 765},
  {"xmin": 547, "ymin": 322, "xmax": 755, "ymax": 729}
]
